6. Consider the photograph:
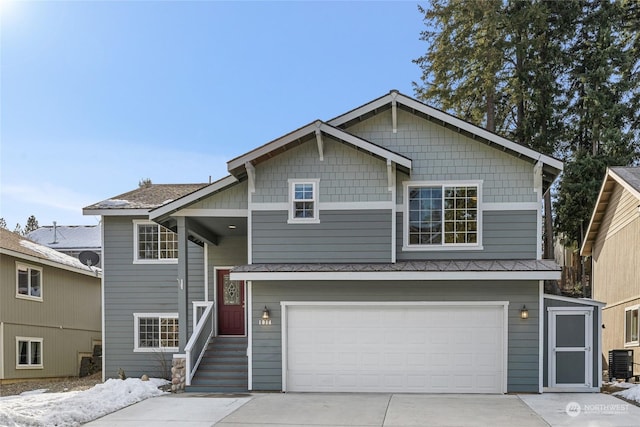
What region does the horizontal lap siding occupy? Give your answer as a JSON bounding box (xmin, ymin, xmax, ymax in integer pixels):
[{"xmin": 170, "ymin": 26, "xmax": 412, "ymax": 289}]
[
  {"xmin": 103, "ymin": 216, "xmax": 204, "ymax": 379},
  {"xmin": 2, "ymin": 324, "xmax": 100, "ymax": 379},
  {"xmin": 397, "ymin": 210, "xmax": 537, "ymax": 260},
  {"xmin": 252, "ymin": 210, "xmax": 392, "ymax": 263},
  {"xmin": 251, "ymin": 281, "xmax": 539, "ymax": 392}
]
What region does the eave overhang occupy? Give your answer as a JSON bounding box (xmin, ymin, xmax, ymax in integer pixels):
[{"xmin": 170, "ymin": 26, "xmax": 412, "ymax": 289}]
[
  {"xmin": 227, "ymin": 120, "xmax": 412, "ymax": 180},
  {"xmin": 0, "ymin": 248, "xmax": 102, "ymax": 278},
  {"xmin": 149, "ymin": 175, "xmax": 240, "ymax": 221},
  {"xmin": 581, "ymin": 167, "xmax": 640, "ymax": 256},
  {"xmin": 329, "ymin": 90, "xmax": 563, "ymax": 187}
]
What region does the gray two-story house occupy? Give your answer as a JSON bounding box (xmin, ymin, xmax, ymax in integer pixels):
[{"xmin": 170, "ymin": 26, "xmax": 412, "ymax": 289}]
[{"xmin": 85, "ymin": 90, "xmax": 603, "ymax": 394}]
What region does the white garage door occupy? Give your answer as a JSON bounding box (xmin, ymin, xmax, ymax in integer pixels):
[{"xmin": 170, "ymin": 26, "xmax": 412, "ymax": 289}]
[{"xmin": 284, "ymin": 303, "xmax": 506, "ymax": 393}]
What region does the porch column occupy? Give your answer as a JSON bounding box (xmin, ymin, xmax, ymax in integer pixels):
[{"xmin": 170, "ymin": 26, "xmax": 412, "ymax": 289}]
[{"xmin": 176, "ymin": 216, "xmax": 189, "ymax": 351}]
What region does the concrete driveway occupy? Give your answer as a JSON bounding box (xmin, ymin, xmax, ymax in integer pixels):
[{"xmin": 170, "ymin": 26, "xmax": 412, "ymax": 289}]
[{"xmin": 84, "ymin": 392, "xmax": 640, "ymax": 427}]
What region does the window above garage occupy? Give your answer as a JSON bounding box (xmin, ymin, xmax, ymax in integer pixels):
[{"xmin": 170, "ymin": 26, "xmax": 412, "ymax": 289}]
[{"xmin": 403, "ymin": 181, "xmax": 482, "ymax": 251}]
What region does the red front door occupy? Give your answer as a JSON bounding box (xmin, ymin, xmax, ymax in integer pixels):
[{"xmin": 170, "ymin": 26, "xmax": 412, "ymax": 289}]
[{"xmin": 217, "ymin": 269, "xmax": 245, "ymax": 335}]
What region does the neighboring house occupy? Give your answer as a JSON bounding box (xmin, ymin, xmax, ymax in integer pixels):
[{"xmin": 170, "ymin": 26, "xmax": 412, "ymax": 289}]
[
  {"xmin": 0, "ymin": 229, "xmax": 101, "ymax": 382},
  {"xmin": 27, "ymin": 224, "xmax": 102, "ymax": 268},
  {"xmin": 581, "ymin": 167, "xmax": 640, "ymax": 378},
  {"xmin": 85, "ymin": 90, "xmax": 603, "ymax": 394}
]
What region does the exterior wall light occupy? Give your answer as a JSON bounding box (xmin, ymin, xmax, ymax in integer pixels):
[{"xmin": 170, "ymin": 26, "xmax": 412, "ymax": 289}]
[
  {"xmin": 259, "ymin": 306, "xmax": 271, "ymax": 326},
  {"xmin": 520, "ymin": 305, "xmax": 529, "ymax": 320}
]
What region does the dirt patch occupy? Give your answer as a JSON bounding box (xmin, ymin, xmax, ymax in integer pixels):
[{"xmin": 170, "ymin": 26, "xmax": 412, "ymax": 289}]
[{"xmin": 0, "ymin": 373, "xmax": 102, "ymax": 397}]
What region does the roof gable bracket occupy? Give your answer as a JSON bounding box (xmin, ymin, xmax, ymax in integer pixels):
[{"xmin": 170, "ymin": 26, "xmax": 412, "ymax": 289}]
[
  {"xmin": 387, "ymin": 159, "xmax": 395, "ymax": 191},
  {"xmin": 245, "ymin": 162, "xmax": 255, "ymax": 193},
  {"xmin": 315, "ymin": 120, "xmax": 324, "ymax": 161},
  {"xmin": 391, "ymin": 91, "xmax": 398, "ymax": 133}
]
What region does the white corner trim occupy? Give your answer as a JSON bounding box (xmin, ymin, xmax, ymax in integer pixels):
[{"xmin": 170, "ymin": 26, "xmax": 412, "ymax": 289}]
[{"xmin": 247, "ymin": 281, "xmax": 253, "ymax": 391}]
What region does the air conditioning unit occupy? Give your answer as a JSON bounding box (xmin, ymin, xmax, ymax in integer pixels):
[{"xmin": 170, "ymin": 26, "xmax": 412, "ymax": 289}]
[{"xmin": 609, "ymin": 349, "xmax": 634, "ymax": 380}]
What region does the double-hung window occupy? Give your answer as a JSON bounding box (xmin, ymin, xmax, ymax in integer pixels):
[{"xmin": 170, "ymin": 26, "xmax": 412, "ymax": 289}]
[
  {"xmin": 133, "ymin": 221, "xmax": 178, "ymax": 263},
  {"xmin": 16, "ymin": 337, "xmax": 43, "ymax": 369},
  {"xmin": 16, "ymin": 262, "xmax": 43, "ymax": 301},
  {"xmin": 134, "ymin": 313, "xmax": 179, "ymax": 352},
  {"xmin": 625, "ymin": 305, "xmax": 639, "ymax": 347},
  {"xmin": 404, "ymin": 182, "xmax": 481, "ymax": 249},
  {"xmin": 288, "ymin": 179, "xmax": 319, "ymax": 223}
]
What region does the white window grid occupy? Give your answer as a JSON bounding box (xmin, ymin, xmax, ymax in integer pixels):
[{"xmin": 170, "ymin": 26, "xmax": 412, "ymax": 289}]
[
  {"xmin": 133, "ymin": 313, "xmax": 179, "ymax": 352},
  {"xmin": 16, "ymin": 337, "xmax": 43, "ymax": 369}
]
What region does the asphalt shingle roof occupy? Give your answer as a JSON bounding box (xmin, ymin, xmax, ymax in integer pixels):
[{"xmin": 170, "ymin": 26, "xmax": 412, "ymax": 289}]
[
  {"xmin": 84, "ymin": 184, "xmax": 208, "ymax": 210},
  {"xmin": 611, "ymin": 166, "xmax": 640, "ymax": 194}
]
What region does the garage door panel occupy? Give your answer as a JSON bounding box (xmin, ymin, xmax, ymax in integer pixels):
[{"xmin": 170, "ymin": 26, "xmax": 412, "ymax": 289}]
[{"xmin": 286, "ymin": 304, "xmax": 505, "ymax": 393}]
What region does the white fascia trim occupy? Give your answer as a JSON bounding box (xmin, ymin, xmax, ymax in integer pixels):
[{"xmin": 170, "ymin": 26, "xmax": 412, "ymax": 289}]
[
  {"xmin": 483, "ymin": 202, "xmax": 540, "ymax": 211},
  {"xmin": 83, "ymin": 208, "xmax": 151, "ymax": 217},
  {"xmin": 328, "ymin": 94, "xmax": 392, "ymax": 128},
  {"xmin": 0, "ymin": 249, "xmax": 99, "ymax": 278},
  {"xmin": 395, "ymin": 94, "xmax": 564, "ymax": 171},
  {"xmin": 231, "ymin": 270, "xmax": 561, "ymax": 281},
  {"xmin": 171, "ymin": 209, "xmax": 248, "ymax": 217},
  {"xmin": 150, "ymin": 175, "xmax": 239, "ymax": 220},
  {"xmin": 227, "ymin": 121, "xmax": 412, "ymax": 173},
  {"xmin": 328, "ymin": 91, "xmax": 562, "ymax": 171},
  {"xmin": 228, "ymin": 123, "xmax": 320, "ymax": 171},
  {"xmin": 543, "ymin": 293, "xmax": 606, "ymax": 307},
  {"xmin": 319, "ymin": 123, "xmax": 412, "ymax": 170}
]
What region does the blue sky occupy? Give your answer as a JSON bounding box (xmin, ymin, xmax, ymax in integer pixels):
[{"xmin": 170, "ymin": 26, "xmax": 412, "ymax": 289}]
[{"xmin": 1, "ymin": 1, "xmax": 425, "ymax": 228}]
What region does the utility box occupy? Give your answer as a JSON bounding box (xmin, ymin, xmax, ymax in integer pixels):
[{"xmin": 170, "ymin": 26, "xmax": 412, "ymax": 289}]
[{"xmin": 609, "ymin": 349, "xmax": 634, "ymax": 381}]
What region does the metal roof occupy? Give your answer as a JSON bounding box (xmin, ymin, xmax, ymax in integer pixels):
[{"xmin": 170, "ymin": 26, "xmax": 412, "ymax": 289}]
[
  {"xmin": 0, "ymin": 228, "xmax": 100, "ymax": 277},
  {"xmin": 26, "ymin": 225, "xmax": 101, "ymax": 250}
]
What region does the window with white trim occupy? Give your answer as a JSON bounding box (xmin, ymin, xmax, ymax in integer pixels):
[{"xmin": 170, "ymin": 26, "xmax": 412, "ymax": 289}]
[
  {"xmin": 16, "ymin": 337, "xmax": 43, "ymax": 368},
  {"xmin": 16, "ymin": 262, "xmax": 43, "ymax": 301},
  {"xmin": 625, "ymin": 305, "xmax": 639, "ymax": 346},
  {"xmin": 134, "ymin": 313, "xmax": 179, "ymax": 352},
  {"xmin": 288, "ymin": 179, "xmax": 319, "ymax": 223},
  {"xmin": 405, "ymin": 182, "xmax": 480, "ymax": 248},
  {"xmin": 133, "ymin": 221, "xmax": 178, "ymax": 263}
]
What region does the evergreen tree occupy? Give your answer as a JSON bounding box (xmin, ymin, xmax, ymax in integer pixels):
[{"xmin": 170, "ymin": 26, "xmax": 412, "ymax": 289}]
[
  {"xmin": 414, "ymin": 0, "xmax": 639, "ymax": 292},
  {"xmin": 554, "ymin": 0, "xmax": 639, "ymax": 248},
  {"xmin": 139, "ymin": 178, "xmax": 152, "ymax": 188},
  {"xmin": 24, "ymin": 215, "xmax": 39, "ymax": 235},
  {"xmin": 13, "ymin": 223, "xmax": 23, "ymax": 235},
  {"xmin": 0, "ymin": 218, "xmax": 7, "ymax": 229}
]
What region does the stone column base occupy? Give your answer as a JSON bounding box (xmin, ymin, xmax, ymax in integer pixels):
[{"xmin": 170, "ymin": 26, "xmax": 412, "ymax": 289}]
[{"xmin": 171, "ymin": 355, "xmax": 186, "ymax": 393}]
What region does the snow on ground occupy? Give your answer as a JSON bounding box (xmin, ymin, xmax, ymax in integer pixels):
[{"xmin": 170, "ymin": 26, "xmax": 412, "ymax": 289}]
[
  {"xmin": 615, "ymin": 382, "xmax": 640, "ymax": 404},
  {"xmin": 0, "ymin": 378, "xmax": 168, "ymax": 427}
]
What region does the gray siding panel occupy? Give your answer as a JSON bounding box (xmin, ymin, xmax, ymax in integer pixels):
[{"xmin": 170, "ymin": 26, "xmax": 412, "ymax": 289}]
[
  {"xmin": 252, "ymin": 210, "xmax": 392, "ymax": 263},
  {"xmin": 397, "ymin": 210, "xmax": 537, "ymax": 260},
  {"xmin": 251, "ymin": 281, "xmax": 539, "ymax": 392},
  {"xmin": 103, "ymin": 216, "xmax": 204, "ymax": 379}
]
